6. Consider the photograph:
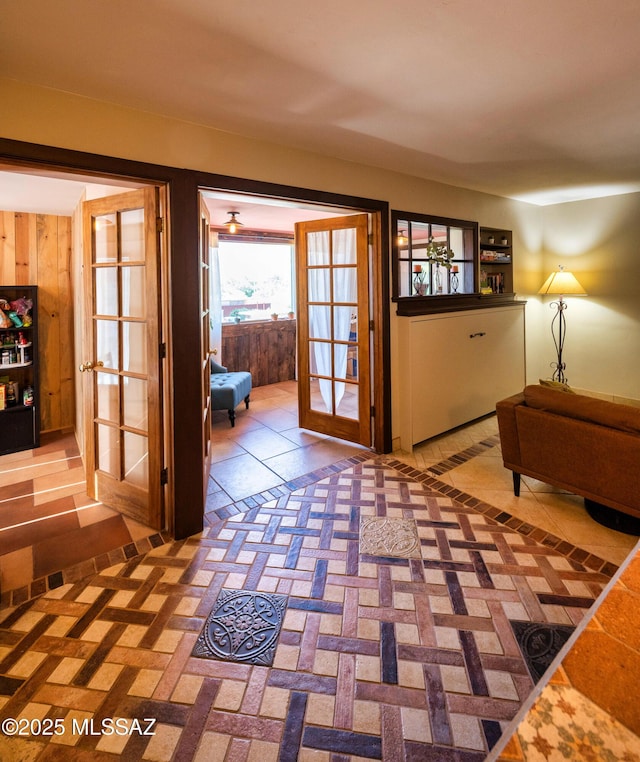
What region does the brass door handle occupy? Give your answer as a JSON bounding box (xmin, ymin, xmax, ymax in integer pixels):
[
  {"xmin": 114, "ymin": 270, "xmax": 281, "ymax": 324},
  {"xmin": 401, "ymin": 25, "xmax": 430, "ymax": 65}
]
[{"xmin": 79, "ymin": 360, "xmax": 104, "ymax": 372}]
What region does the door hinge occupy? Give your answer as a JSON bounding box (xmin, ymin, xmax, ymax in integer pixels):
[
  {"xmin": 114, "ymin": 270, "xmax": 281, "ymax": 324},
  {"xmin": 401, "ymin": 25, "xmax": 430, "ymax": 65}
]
[
  {"xmin": 369, "ymin": 320, "xmax": 374, "ymax": 331},
  {"xmin": 160, "ymin": 467, "xmax": 169, "ymax": 486},
  {"xmin": 159, "ymin": 342, "xmax": 167, "ymax": 359},
  {"xmin": 367, "ymin": 232, "xmax": 374, "ymax": 245},
  {"xmin": 370, "ymin": 405, "xmax": 375, "ymax": 418},
  {"xmin": 156, "ymin": 216, "xmax": 164, "ymax": 233}
]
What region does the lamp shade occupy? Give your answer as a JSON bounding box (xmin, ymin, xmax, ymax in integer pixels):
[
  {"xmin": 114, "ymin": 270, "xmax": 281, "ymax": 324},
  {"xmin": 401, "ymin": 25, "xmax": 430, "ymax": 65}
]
[
  {"xmin": 538, "ymin": 267, "xmax": 587, "ymax": 296},
  {"xmin": 224, "ymin": 211, "xmax": 243, "ymax": 234}
]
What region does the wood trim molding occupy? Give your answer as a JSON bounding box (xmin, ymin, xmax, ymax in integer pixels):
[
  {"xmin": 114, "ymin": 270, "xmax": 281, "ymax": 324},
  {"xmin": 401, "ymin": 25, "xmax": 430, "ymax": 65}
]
[{"xmin": 0, "ymin": 138, "xmax": 394, "ymax": 543}]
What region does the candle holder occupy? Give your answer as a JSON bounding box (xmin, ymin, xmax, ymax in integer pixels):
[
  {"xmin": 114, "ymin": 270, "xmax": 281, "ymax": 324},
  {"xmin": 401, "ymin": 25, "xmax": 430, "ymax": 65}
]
[
  {"xmin": 413, "ymin": 267, "xmax": 427, "ymax": 296},
  {"xmin": 450, "ymin": 270, "xmax": 459, "ymax": 293}
]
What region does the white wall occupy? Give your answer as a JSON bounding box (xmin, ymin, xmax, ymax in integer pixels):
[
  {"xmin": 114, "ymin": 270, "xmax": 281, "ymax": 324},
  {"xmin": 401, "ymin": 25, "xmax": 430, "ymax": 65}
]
[{"xmin": 1, "ymin": 77, "xmax": 637, "ymax": 442}]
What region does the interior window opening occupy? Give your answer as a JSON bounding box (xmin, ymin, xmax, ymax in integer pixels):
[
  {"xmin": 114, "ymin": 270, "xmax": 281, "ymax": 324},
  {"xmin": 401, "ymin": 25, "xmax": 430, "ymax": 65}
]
[{"xmin": 217, "ymin": 240, "xmax": 296, "ymax": 323}]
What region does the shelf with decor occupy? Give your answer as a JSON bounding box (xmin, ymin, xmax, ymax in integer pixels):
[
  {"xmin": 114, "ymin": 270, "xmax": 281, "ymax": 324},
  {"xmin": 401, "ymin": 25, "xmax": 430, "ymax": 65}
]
[
  {"xmin": 0, "ymin": 285, "xmax": 39, "ymax": 455},
  {"xmin": 392, "ymin": 212, "xmax": 518, "ymax": 315},
  {"xmin": 479, "ymin": 226, "xmax": 513, "ymax": 295}
]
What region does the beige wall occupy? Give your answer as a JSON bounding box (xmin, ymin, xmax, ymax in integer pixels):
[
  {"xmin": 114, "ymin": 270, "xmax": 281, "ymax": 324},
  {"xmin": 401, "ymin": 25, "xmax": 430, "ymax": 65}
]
[
  {"xmin": 539, "ymin": 194, "xmax": 640, "ymax": 402},
  {"xmin": 2, "ymin": 77, "xmax": 638, "ymax": 442}
]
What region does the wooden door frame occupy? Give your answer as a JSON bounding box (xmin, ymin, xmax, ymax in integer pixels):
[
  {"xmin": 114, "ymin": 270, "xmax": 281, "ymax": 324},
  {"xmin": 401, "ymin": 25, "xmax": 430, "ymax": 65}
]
[{"xmin": 0, "ymin": 139, "xmax": 392, "ymax": 543}]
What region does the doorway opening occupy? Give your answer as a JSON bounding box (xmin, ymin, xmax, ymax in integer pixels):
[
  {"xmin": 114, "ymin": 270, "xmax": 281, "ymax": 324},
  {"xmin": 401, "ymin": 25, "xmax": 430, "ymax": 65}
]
[
  {"xmin": 200, "ymin": 189, "xmax": 382, "ymax": 451},
  {"xmin": 0, "ymin": 140, "xmax": 390, "ymax": 603},
  {"xmin": 0, "ymin": 164, "xmax": 170, "ymax": 604}
]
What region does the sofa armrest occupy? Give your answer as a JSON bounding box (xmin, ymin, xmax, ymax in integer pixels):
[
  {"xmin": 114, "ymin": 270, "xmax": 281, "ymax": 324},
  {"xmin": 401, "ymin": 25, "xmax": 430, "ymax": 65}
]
[
  {"xmin": 211, "ymin": 359, "xmax": 228, "ymax": 374},
  {"xmin": 496, "ymin": 392, "xmax": 525, "ymax": 468}
]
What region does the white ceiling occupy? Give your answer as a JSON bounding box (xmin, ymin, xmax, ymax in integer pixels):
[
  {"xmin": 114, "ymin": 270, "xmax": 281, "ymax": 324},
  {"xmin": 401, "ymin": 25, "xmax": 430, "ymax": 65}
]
[
  {"xmin": 0, "ymin": 170, "xmax": 348, "ymax": 229},
  {"xmin": 202, "ymin": 191, "xmax": 347, "ymax": 232},
  {"xmin": 3, "ymin": 0, "xmax": 640, "ymax": 205}
]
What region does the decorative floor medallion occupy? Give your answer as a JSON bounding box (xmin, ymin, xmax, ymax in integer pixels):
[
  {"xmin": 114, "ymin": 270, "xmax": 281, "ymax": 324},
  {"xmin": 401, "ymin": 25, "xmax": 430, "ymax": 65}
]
[
  {"xmin": 511, "ymin": 620, "xmax": 575, "ymax": 682},
  {"xmin": 192, "ymin": 589, "xmax": 288, "ymax": 666},
  {"xmin": 359, "ymin": 516, "xmax": 422, "ymax": 558}
]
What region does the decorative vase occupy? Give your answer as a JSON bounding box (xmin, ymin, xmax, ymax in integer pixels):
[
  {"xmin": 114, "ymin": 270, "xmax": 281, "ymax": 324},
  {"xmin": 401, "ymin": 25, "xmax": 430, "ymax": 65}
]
[{"xmin": 435, "ymin": 263, "xmax": 443, "ymax": 294}]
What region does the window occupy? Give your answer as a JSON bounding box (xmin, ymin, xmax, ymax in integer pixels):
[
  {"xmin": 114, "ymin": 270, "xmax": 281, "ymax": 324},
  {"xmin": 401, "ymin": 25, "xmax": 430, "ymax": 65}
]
[
  {"xmin": 218, "ymin": 240, "xmax": 295, "ymax": 322},
  {"xmin": 393, "ymin": 212, "xmax": 477, "ymax": 298}
]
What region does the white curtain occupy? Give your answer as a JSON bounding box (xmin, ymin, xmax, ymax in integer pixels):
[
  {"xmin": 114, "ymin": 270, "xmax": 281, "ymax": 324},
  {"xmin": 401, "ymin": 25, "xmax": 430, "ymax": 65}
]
[
  {"xmin": 209, "ymin": 232, "xmax": 223, "ymax": 363},
  {"xmin": 308, "ymin": 228, "xmax": 357, "ymax": 412}
]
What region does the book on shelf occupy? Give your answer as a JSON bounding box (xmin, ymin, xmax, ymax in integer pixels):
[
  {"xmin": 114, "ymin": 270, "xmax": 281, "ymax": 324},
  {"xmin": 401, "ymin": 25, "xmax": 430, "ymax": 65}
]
[{"xmin": 486, "ymin": 272, "xmax": 504, "ymax": 294}]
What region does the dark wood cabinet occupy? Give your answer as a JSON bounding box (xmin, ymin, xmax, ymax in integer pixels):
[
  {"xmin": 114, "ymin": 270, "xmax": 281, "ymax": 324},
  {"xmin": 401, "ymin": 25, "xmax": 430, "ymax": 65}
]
[
  {"xmin": 221, "ymin": 319, "xmax": 296, "ymax": 387},
  {"xmin": 0, "ymin": 285, "xmax": 39, "ymax": 455}
]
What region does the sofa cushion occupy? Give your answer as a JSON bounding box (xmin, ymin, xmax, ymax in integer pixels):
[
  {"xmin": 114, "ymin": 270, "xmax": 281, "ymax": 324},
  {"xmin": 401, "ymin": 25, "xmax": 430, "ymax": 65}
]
[
  {"xmin": 210, "ymin": 371, "xmax": 252, "ymax": 410},
  {"xmin": 538, "ymin": 378, "xmax": 575, "ymax": 393},
  {"xmin": 523, "ymin": 385, "xmax": 640, "ymax": 435}
]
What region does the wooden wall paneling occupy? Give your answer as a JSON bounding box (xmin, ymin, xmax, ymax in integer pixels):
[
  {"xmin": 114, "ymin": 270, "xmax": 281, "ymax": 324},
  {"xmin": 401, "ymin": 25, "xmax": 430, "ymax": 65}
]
[
  {"xmin": 0, "ymin": 211, "xmax": 16, "ymax": 284},
  {"xmin": 223, "ymin": 328, "xmax": 250, "ymax": 376},
  {"xmin": 271, "ymin": 325, "xmax": 284, "ymax": 384},
  {"xmin": 15, "ymin": 212, "xmax": 34, "ymax": 285},
  {"xmin": 221, "ymin": 320, "xmax": 296, "ymax": 387},
  {"xmin": 268, "ymin": 323, "xmax": 295, "ymax": 384},
  {"xmin": 236, "ymin": 333, "xmax": 251, "ymax": 377},
  {"xmin": 284, "ymin": 324, "xmax": 296, "ymax": 380},
  {"xmin": 253, "ymin": 326, "xmax": 269, "ymax": 386},
  {"xmin": 0, "ymin": 209, "xmax": 75, "ymax": 434},
  {"xmin": 37, "ymin": 213, "xmax": 62, "ymax": 432},
  {"xmin": 267, "ymin": 327, "xmax": 279, "ymax": 384},
  {"xmin": 57, "ymin": 217, "xmax": 74, "ymax": 430}
]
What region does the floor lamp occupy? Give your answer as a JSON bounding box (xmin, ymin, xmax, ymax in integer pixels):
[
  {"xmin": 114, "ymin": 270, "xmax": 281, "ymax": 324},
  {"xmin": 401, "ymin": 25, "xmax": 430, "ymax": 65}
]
[{"xmin": 538, "ymin": 266, "xmax": 587, "ymax": 383}]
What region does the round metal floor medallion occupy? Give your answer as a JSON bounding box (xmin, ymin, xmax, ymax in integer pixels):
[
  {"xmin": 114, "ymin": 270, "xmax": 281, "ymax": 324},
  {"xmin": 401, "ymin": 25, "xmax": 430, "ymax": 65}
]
[{"xmin": 193, "ymin": 589, "xmax": 288, "ymax": 666}]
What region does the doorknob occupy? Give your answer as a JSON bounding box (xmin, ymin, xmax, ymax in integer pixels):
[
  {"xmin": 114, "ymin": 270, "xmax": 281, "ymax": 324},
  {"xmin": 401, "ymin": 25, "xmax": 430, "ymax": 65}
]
[
  {"xmin": 79, "ymin": 360, "xmax": 104, "ymax": 372},
  {"xmin": 210, "ymin": 348, "xmax": 218, "ymax": 356}
]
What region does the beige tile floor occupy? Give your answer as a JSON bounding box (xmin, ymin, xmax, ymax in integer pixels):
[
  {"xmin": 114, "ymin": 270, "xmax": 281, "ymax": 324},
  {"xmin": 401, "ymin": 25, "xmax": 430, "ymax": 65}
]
[
  {"xmin": 208, "ymin": 380, "xmax": 369, "ymax": 506},
  {"xmin": 210, "ymin": 380, "xmax": 636, "ymax": 567},
  {"xmin": 400, "ymin": 416, "xmax": 638, "ymax": 567}
]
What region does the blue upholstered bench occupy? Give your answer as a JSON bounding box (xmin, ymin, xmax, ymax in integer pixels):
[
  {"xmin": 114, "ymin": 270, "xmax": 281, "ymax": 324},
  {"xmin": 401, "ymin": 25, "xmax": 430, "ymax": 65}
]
[{"xmin": 210, "ymin": 360, "xmax": 252, "ymax": 427}]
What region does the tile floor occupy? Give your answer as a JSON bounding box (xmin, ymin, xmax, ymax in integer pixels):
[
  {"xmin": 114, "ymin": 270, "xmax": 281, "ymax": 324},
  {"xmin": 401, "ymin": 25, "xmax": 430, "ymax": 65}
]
[
  {"xmin": 0, "ymin": 433, "xmax": 164, "ymax": 608},
  {"xmin": 493, "ymin": 546, "xmax": 640, "ymax": 761},
  {"xmin": 0, "ymin": 381, "xmax": 638, "ymax": 760},
  {"xmin": 206, "ymin": 380, "xmax": 369, "ymax": 515}
]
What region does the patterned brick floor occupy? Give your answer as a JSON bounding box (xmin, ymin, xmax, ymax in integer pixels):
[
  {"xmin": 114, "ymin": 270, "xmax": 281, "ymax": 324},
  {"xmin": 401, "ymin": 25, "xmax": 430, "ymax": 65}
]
[{"xmin": 0, "ymin": 451, "xmax": 614, "ymax": 761}]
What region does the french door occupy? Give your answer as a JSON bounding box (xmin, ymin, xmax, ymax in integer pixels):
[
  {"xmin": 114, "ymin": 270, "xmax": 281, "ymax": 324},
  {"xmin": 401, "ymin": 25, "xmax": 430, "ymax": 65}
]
[
  {"xmin": 81, "ymin": 187, "xmax": 163, "ymax": 528},
  {"xmin": 295, "ymin": 214, "xmax": 371, "ymax": 446},
  {"xmin": 199, "ymin": 196, "xmax": 213, "ymax": 483}
]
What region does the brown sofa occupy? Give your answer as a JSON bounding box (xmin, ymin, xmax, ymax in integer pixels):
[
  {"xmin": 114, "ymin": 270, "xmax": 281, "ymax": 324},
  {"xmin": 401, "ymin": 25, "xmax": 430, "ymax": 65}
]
[{"xmin": 496, "ymin": 385, "xmax": 640, "ymax": 521}]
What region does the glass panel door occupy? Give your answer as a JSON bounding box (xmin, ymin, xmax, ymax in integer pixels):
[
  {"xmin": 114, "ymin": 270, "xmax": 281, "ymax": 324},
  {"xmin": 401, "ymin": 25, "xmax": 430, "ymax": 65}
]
[
  {"xmin": 295, "ymin": 214, "xmax": 371, "ymax": 446},
  {"xmin": 82, "ymin": 187, "xmax": 162, "ymax": 528}
]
